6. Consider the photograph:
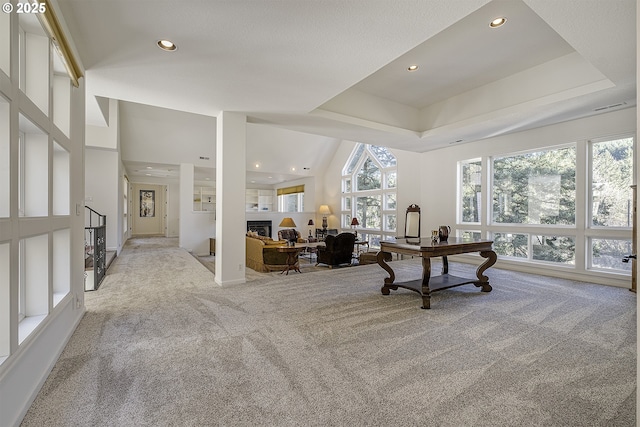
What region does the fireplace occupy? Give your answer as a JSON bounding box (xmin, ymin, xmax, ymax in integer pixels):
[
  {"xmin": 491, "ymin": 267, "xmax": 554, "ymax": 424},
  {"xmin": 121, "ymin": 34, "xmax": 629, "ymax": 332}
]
[{"xmin": 247, "ymin": 220, "xmax": 272, "ymax": 238}]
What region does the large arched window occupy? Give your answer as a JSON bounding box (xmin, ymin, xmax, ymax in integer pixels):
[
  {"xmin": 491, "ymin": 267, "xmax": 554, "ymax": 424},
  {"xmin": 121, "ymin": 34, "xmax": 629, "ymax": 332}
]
[{"xmin": 342, "ymin": 144, "xmax": 397, "ymax": 248}]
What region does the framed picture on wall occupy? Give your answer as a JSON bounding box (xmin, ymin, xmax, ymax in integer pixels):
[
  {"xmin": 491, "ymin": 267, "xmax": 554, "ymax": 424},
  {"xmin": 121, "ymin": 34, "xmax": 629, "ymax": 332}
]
[{"xmin": 140, "ymin": 190, "xmax": 155, "ymax": 217}]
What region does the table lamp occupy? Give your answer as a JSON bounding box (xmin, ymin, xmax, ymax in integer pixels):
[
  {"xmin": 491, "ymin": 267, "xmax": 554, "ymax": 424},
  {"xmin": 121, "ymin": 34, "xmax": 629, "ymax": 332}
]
[
  {"xmin": 350, "ymin": 217, "xmax": 359, "ymax": 238},
  {"xmin": 279, "ymin": 217, "xmax": 296, "ymax": 228},
  {"xmin": 318, "ymin": 205, "xmax": 331, "ymax": 230},
  {"xmin": 307, "ymin": 219, "xmax": 314, "ymax": 238}
]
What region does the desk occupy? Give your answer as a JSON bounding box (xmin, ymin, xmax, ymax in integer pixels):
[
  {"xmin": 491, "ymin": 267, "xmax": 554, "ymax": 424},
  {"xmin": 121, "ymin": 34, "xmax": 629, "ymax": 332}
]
[{"xmin": 377, "ymin": 237, "xmax": 496, "ymax": 309}]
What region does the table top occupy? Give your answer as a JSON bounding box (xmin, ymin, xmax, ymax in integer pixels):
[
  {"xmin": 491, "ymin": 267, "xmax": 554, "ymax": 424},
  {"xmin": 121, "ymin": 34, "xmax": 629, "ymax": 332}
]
[
  {"xmin": 381, "ymin": 237, "xmax": 493, "ymax": 256},
  {"xmin": 277, "ymin": 242, "xmax": 325, "ymax": 251}
]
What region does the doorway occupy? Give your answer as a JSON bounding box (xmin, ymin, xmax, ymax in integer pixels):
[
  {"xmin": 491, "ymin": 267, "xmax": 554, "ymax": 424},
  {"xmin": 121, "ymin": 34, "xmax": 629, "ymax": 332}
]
[{"xmin": 131, "ymin": 183, "xmax": 166, "ymax": 236}]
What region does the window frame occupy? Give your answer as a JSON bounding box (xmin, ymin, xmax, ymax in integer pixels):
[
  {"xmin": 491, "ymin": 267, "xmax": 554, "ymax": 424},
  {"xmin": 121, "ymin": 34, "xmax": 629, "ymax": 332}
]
[
  {"xmin": 278, "ymin": 192, "xmax": 304, "ymax": 213},
  {"xmin": 341, "ymin": 143, "xmax": 397, "ymax": 248},
  {"xmin": 456, "ymin": 135, "xmax": 634, "ymax": 277},
  {"xmin": 587, "ymin": 135, "xmax": 635, "ymax": 230}
]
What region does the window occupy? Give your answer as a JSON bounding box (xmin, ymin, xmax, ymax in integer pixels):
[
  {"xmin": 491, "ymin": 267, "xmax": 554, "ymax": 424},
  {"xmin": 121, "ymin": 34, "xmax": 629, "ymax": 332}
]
[
  {"xmin": 492, "ymin": 146, "xmax": 576, "ymax": 225},
  {"xmin": 19, "ymin": 233, "xmax": 49, "ymax": 343},
  {"xmin": 591, "ymin": 238, "xmax": 632, "ymax": 272},
  {"xmin": 588, "ymin": 136, "xmax": 634, "ymax": 273},
  {"xmin": 277, "ymin": 185, "xmax": 304, "ymax": 213},
  {"xmin": 18, "ymin": 121, "xmax": 49, "ymax": 218},
  {"xmin": 590, "ymin": 137, "xmax": 634, "ymax": 227},
  {"xmin": 52, "ymin": 141, "xmax": 70, "ymax": 215},
  {"xmin": 342, "ymin": 143, "xmax": 397, "ymax": 248},
  {"xmin": 1, "ymin": 0, "xmax": 81, "ymax": 370},
  {"xmin": 0, "ymin": 242, "xmax": 8, "ymax": 364},
  {"xmin": 458, "ymin": 135, "xmax": 634, "ymax": 278},
  {"xmin": 0, "ymin": 96, "xmax": 8, "ymax": 218},
  {"xmin": 460, "ymin": 159, "xmax": 481, "ymax": 223}
]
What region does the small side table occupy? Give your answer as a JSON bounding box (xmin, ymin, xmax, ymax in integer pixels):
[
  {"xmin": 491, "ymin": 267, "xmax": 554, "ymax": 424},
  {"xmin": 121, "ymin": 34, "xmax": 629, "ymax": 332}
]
[{"xmin": 276, "ymin": 246, "xmax": 304, "ymax": 274}]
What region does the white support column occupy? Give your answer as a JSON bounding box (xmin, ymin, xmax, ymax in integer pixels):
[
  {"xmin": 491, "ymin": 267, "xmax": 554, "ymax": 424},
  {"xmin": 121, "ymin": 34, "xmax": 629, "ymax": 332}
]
[
  {"xmin": 179, "ymin": 163, "xmax": 195, "ymax": 251},
  {"xmin": 215, "ymin": 112, "xmax": 246, "ymax": 285}
]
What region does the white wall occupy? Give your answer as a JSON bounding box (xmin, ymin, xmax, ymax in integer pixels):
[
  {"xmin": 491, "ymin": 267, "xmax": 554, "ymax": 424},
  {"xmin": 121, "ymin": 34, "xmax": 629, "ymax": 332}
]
[
  {"xmin": 131, "ymin": 183, "xmax": 165, "ymax": 236},
  {"xmin": 167, "ymin": 182, "xmax": 179, "ymax": 237},
  {"xmin": 127, "ymin": 176, "xmax": 181, "ymax": 238},
  {"xmin": 84, "ymin": 98, "xmax": 122, "ymax": 253},
  {"xmin": 85, "ymin": 98, "xmax": 118, "ymax": 150},
  {"xmin": 85, "ymin": 148, "xmax": 119, "ymax": 251},
  {"xmin": 179, "ymin": 164, "xmax": 215, "ymax": 255}
]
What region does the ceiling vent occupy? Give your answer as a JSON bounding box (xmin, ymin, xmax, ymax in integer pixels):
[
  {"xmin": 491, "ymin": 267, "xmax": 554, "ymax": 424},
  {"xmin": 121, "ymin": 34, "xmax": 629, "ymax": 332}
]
[
  {"xmin": 594, "ymin": 102, "xmax": 627, "ymax": 112},
  {"xmin": 199, "ymin": 156, "xmax": 210, "ymax": 160}
]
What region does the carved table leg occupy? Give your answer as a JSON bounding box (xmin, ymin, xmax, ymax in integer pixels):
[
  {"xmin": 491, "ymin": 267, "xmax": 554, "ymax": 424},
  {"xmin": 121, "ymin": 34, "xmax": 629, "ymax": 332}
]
[
  {"xmin": 378, "ymin": 251, "xmax": 396, "ymax": 295},
  {"xmin": 441, "ymin": 255, "xmax": 448, "ymax": 275},
  {"xmin": 475, "ymin": 250, "xmax": 497, "ymax": 292},
  {"xmin": 421, "ymin": 256, "xmax": 432, "ymax": 309},
  {"xmin": 281, "ymin": 251, "xmax": 302, "ymax": 275}
]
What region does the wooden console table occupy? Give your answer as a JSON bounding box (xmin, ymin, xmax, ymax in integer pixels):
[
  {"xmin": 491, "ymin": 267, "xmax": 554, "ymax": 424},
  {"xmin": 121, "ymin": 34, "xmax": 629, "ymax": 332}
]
[{"xmin": 377, "ymin": 237, "xmax": 497, "ymax": 309}]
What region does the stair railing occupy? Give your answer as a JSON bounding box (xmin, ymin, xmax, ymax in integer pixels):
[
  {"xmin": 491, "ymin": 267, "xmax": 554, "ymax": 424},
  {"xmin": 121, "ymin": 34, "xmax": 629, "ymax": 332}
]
[{"xmin": 85, "ymin": 206, "xmax": 107, "ymax": 290}]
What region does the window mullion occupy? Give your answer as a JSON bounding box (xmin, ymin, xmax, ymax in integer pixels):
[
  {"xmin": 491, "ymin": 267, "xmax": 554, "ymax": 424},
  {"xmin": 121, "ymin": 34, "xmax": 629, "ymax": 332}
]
[{"xmin": 575, "ymin": 139, "xmax": 588, "ymax": 271}]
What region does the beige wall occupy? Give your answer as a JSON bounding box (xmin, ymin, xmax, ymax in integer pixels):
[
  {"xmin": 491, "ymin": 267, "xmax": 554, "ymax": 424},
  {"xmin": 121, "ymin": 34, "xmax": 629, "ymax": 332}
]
[{"xmin": 131, "ymin": 183, "xmax": 166, "ymax": 236}]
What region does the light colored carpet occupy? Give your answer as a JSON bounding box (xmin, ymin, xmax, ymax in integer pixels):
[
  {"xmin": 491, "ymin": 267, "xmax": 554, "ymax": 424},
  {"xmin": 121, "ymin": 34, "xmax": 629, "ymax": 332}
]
[
  {"xmin": 21, "ymin": 237, "xmax": 636, "ymax": 426},
  {"xmin": 196, "ymin": 252, "xmax": 349, "ymax": 280}
]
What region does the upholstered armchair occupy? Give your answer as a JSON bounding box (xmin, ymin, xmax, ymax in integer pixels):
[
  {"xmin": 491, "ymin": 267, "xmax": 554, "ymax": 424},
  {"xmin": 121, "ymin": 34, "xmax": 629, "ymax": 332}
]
[
  {"xmin": 278, "ymin": 229, "xmax": 306, "ymax": 243},
  {"xmin": 316, "ymin": 232, "xmax": 356, "ymax": 268}
]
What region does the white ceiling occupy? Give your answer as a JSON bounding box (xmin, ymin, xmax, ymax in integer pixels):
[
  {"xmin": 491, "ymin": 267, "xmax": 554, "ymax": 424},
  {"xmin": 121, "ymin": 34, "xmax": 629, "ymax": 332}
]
[{"xmin": 55, "ymin": 0, "xmax": 636, "ymax": 183}]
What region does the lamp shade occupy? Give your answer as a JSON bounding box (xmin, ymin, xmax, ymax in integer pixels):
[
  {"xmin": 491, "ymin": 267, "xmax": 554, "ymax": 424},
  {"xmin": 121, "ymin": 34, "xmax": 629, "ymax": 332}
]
[
  {"xmin": 351, "ymin": 218, "xmax": 359, "ymax": 226},
  {"xmin": 279, "ymin": 217, "xmax": 296, "ymax": 228},
  {"xmin": 318, "ymin": 205, "xmax": 331, "ymax": 215},
  {"xmin": 308, "ymin": 219, "xmax": 314, "ymax": 226}
]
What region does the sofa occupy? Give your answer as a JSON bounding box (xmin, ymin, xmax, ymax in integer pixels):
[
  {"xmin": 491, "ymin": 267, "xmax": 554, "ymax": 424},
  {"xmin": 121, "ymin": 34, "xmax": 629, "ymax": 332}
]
[{"xmin": 245, "ymin": 233, "xmax": 289, "ymax": 272}]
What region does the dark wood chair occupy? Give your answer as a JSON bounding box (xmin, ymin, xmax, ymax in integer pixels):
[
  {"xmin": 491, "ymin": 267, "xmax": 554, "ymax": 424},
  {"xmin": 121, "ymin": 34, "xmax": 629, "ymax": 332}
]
[
  {"xmin": 316, "ymin": 232, "xmax": 356, "ymax": 268},
  {"xmin": 400, "ymin": 204, "xmax": 421, "ymax": 238}
]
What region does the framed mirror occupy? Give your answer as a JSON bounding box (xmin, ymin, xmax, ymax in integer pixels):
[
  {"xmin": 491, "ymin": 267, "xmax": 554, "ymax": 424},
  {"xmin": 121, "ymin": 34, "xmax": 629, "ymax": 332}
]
[{"xmin": 405, "ymin": 204, "xmax": 421, "ymax": 238}]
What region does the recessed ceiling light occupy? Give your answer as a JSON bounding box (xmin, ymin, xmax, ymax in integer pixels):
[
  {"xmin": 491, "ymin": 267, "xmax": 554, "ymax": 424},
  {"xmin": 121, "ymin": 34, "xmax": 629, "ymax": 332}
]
[
  {"xmin": 291, "ymin": 167, "xmax": 296, "ymax": 172},
  {"xmin": 489, "ymin": 17, "xmax": 507, "ymax": 28},
  {"xmin": 157, "ymin": 39, "xmax": 177, "ymax": 51},
  {"xmin": 255, "ymin": 163, "xmax": 260, "ymax": 168},
  {"xmin": 146, "ymin": 166, "xmax": 153, "ymax": 169},
  {"xmin": 407, "ymin": 65, "xmax": 419, "ymax": 72}
]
